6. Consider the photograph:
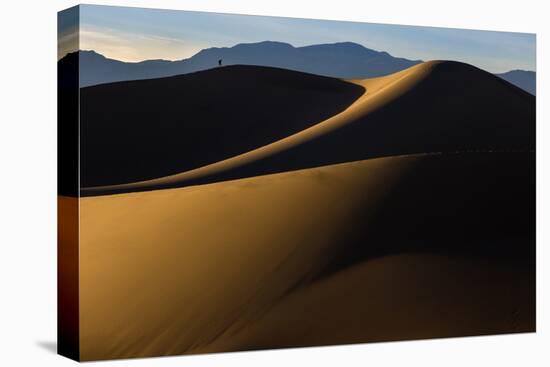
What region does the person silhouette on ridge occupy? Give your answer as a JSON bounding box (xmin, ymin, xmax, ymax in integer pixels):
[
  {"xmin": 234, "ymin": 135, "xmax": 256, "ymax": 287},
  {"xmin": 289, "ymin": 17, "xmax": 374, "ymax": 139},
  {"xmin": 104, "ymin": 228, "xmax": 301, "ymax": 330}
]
[{"xmin": 218, "ymin": 59, "xmax": 222, "ymax": 67}]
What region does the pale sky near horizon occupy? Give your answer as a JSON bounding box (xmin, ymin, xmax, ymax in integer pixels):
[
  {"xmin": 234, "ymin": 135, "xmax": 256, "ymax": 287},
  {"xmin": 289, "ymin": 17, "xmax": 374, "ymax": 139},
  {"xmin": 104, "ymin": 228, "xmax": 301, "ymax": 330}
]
[{"xmin": 58, "ymin": 4, "xmax": 536, "ymax": 73}]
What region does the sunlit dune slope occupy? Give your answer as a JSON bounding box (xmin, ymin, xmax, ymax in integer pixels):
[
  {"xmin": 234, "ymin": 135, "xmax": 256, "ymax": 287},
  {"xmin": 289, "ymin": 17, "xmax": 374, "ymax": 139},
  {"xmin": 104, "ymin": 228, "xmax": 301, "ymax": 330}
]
[
  {"xmin": 75, "ymin": 152, "xmax": 534, "ymax": 360},
  {"xmin": 78, "ymin": 65, "xmax": 364, "ymax": 187},
  {"xmin": 83, "ymin": 61, "xmax": 535, "ymax": 196},
  {"xmin": 210, "ymin": 252, "xmax": 534, "ymax": 352}
]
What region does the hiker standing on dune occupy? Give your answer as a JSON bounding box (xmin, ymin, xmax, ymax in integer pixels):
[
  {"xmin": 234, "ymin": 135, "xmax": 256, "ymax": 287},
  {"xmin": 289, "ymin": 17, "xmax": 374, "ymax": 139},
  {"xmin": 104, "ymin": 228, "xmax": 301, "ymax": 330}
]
[{"xmin": 218, "ymin": 59, "xmax": 222, "ymax": 66}]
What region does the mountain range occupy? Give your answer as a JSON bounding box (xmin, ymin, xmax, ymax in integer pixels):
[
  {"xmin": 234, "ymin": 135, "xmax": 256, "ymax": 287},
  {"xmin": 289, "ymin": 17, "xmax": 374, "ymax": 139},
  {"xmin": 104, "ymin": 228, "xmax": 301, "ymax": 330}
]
[
  {"xmin": 60, "ymin": 41, "xmax": 534, "ymax": 95},
  {"xmin": 496, "ymin": 70, "xmax": 536, "ymax": 95}
]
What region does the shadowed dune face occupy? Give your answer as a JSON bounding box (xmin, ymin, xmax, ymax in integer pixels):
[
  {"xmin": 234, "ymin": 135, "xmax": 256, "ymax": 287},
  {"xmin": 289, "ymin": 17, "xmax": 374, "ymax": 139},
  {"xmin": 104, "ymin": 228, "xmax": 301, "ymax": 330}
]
[
  {"xmin": 82, "ymin": 61, "xmax": 535, "ymax": 196},
  {"xmin": 79, "ymin": 65, "xmax": 364, "ymax": 187},
  {"xmin": 77, "ymin": 152, "xmax": 534, "ymax": 360}
]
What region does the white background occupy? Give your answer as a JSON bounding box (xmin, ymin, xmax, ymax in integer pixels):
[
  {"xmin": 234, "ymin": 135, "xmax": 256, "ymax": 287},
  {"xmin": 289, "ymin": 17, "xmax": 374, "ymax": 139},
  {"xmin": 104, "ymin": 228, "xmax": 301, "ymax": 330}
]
[{"xmin": 0, "ymin": 0, "xmax": 548, "ymax": 365}]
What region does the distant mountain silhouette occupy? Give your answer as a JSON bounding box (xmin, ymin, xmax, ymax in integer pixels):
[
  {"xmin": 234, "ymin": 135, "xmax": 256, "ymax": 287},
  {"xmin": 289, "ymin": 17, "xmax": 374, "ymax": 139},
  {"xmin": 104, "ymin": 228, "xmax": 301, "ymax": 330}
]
[
  {"xmin": 60, "ymin": 41, "xmax": 536, "ymax": 95},
  {"xmin": 70, "ymin": 41, "xmax": 422, "ymax": 87},
  {"xmin": 495, "ymin": 70, "xmax": 536, "ymax": 95}
]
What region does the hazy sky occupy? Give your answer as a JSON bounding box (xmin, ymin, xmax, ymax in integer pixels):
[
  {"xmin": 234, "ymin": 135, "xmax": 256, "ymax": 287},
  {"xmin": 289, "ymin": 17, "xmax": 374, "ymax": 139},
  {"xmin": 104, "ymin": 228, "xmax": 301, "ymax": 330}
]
[{"xmin": 59, "ymin": 4, "xmax": 536, "ymax": 73}]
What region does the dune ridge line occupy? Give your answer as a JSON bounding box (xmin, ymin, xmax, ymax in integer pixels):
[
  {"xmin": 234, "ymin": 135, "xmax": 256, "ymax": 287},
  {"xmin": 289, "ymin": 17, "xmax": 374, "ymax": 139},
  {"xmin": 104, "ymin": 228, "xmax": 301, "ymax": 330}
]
[{"xmin": 81, "ymin": 61, "xmax": 438, "ymax": 195}]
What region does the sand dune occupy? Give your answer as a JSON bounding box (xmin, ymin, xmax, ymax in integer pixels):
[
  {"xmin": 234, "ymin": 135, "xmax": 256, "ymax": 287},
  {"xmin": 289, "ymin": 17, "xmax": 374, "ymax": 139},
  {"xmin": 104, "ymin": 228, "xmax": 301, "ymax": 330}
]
[
  {"xmin": 79, "ymin": 65, "xmax": 364, "ymax": 187},
  {"xmin": 66, "ymin": 61, "xmax": 535, "ymax": 360},
  {"xmin": 58, "ymin": 197, "xmax": 79, "ymax": 359},
  {"xmin": 74, "ymin": 152, "xmax": 534, "ymax": 360},
  {"xmin": 82, "ymin": 61, "xmax": 534, "ymax": 196},
  {"xmin": 206, "ymin": 253, "xmax": 534, "ymax": 353}
]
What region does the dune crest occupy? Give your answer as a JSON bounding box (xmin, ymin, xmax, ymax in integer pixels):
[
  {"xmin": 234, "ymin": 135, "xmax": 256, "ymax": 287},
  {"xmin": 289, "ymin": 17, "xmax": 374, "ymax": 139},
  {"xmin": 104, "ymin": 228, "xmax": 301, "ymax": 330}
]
[
  {"xmin": 82, "ymin": 60, "xmax": 534, "ymax": 196},
  {"xmin": 82, "ymin": 62, "xmax": 431, "ymax": 195},
  {"xmin": 78, "ymin": 65, "xmax": 364, "ymax": 189}
]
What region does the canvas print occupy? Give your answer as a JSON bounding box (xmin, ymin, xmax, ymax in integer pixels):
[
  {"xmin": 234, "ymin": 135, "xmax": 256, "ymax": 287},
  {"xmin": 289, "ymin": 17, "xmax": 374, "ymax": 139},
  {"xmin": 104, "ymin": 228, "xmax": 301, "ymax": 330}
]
[{"xmin": 58, "ymin": 4, "xmax": 536, "ymax": 362}]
